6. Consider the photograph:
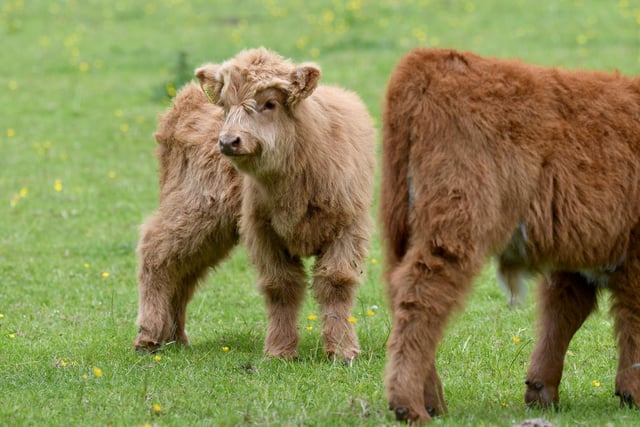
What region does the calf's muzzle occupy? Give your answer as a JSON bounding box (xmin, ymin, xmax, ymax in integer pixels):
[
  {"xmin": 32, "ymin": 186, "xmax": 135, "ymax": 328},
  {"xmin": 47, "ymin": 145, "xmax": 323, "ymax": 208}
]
[{"xmin": 219, "ymin": 133, "xmax": 242, "ymax": 156}]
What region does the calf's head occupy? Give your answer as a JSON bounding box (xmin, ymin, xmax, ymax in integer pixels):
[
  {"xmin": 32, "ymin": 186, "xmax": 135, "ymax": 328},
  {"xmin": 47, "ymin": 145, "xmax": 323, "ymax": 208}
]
[{"xmin": 195, "ymin": 48, "xmax": 320, "ymax": 176}]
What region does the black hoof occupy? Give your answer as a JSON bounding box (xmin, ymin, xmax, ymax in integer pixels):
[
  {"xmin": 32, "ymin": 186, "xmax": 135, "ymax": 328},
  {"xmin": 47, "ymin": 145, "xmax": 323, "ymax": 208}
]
[
  {"xmin": 394, "ymin": 407, "xmax": 409, "ymax": 421},
  {"xmin": 616, "ymin": 390, "xmax": 635, "ymax": 408}
]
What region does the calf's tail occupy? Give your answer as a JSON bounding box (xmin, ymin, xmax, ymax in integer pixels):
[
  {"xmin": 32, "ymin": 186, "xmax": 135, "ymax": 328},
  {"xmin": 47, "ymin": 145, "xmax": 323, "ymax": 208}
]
[{"xmin": 379, "ymin": 82, "xmax": 413, "ymax": 271}]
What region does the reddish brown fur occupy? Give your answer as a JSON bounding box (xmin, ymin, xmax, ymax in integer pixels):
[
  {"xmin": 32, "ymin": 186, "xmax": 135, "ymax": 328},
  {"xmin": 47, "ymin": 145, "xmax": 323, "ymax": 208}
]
[
  {"xmin": 134, "ymin": 82, "xmax": 241, "ymax": 351},
  {"xmin": 381, "ymin": 48, "xmax": 640, "ymax": 422},
  {"xmin": 196, "ymin": 48, "xmax": 376, "ymax": 360}
]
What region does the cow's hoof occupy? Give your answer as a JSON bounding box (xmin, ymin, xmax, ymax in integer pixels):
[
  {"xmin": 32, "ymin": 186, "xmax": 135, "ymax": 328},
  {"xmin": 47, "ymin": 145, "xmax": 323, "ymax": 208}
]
[
  {"xmin": 395, "ymin": 407, "xmax": 410, "ymax": 421},
  {"xmin": 524, "ymin": 380, "xmax": 558, "ymax": 409},
  {"xmin": 134, "ymin": 338, "xmax": 162, "ymax": 353},
  {"xmin": 327, "ymin": 348, "xmax": 359, "ymax": 365},
  {"xmin": 389, "ymin": 405, "xmax": 430, "ymax": 423},
  {"xmin": 615, "ymin": 390, "xmax": 638, "ymax": 408},
  {"xmin": 265, "ymin": 349, "xmax": 299, "ymax": 361}
]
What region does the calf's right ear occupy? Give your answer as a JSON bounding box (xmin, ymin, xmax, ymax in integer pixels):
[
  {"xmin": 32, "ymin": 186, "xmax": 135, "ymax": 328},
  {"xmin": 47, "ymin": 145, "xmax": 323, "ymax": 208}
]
[{"xmin": 195, "ymin": 64, "xmax": 222, "ymax": 104}]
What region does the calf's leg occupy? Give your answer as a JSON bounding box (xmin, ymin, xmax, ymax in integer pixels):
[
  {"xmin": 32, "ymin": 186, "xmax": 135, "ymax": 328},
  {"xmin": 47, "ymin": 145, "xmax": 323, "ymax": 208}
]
[
  {"xmin": 524, "ymin": 272, "xmax": 597, "ymax": 408},
  {"xmin": 259, "ymin": 264, "xmax": 306, "ymax": 359},
  {"xmin": 248, "ymin": 219, "xmax": 307, "ymax": 359},
  {"xmin": 385, "ymin": 248, "xmax": 476, "ymax": 423},
  {"xmin": 610, "ymin": 233, "xmax": 640, "ymax": 407},
  {"xmin": 135, "ymin": 208, "xmax": 238, "ymax": 351},
  {"xmin": 312, "ymin": 227, "xmax": 368, "ymax": 361}
]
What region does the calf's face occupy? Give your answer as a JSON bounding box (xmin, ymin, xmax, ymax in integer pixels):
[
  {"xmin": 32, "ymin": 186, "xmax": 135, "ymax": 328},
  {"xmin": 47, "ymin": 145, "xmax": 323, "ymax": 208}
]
[{"xmin": 195, "ymin": 52, "xmax": 320, "ymax": 176}]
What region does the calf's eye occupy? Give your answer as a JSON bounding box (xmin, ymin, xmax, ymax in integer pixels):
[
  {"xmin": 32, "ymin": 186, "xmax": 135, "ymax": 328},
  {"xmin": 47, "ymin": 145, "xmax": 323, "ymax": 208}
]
[{"xmin": 263, "ymin": 100, "xmax": 276, "ymax": 111}]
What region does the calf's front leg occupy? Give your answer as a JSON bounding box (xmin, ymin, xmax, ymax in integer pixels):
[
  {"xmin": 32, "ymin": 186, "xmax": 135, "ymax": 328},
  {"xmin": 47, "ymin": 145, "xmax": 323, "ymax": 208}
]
[
  {"xmin": 312, "ymin": 224, "xmax": 370, "ymax": 361},
  {"xmin": 247, "ymin": 220, "xmax": 307, "ymax": 359}
]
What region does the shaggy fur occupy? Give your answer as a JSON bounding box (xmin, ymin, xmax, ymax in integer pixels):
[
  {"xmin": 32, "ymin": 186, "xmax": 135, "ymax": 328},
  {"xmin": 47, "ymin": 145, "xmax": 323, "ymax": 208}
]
[
  {"xmin": 134, "ymin": 82, "xmax": 241, "ymax": 351},
  {"xmin": 381, "ymin": 48, "xmax": 640, "ymax": 422},
  {"xmin": 196, "ymin": 48, "xmax": 376, "ymax": 360}
]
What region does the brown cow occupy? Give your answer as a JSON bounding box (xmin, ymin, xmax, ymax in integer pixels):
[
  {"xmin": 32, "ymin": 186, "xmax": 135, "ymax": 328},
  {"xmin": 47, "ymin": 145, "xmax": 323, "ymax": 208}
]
[
  {"xmin": 135, "ymin": 82, "xmax": 241, "ymax": 351},
  {"xmin": 196, "ymin": 48, "xmax": 376, "ymax": 361},
  {"xmin": 381, "ymin": 47, "xmax": 640, "ymax": 422}
]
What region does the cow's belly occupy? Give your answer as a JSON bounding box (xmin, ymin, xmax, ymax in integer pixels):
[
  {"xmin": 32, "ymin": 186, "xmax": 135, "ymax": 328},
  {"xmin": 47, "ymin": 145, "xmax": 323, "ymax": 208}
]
[{"xmin": 498, "ymin": 219, "xmax": 628, "ymax": 286}]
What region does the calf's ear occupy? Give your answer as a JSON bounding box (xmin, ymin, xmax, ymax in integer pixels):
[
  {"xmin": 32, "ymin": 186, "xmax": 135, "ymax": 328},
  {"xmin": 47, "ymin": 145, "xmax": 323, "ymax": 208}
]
[
  {"xmin": 195, "ymin": 63, "xmax": 222, "ymax": 104},
  {"xmin": 287, "ymin": 63, "xmax": 321, "ymax": 106}
]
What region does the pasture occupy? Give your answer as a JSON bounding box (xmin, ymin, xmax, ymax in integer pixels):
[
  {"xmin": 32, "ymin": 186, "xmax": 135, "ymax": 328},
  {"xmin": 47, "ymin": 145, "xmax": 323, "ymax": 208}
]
[{"xmin": 1, "ymin": 0, "xmax": 639, "ymax": 425}]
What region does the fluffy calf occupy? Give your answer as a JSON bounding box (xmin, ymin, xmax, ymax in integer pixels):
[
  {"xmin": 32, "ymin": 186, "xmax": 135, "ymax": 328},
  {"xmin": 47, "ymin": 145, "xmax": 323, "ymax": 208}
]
[
  {"xmin": 135, "ymin": 82, "xmax": 241, "ymax": 351},
  {"xmin": 381, "ymin": 48, "xmax": 640, "ymax": 422},
  {"xmin": 196, "ymin": 48, "xmax": 376, "ymax": 360}
]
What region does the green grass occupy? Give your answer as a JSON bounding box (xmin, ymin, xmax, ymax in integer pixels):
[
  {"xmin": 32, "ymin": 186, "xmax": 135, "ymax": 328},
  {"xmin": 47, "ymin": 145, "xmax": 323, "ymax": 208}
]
[{"xmin": 1, "ymin": 0, "xmax": 639, "ymax": 425}]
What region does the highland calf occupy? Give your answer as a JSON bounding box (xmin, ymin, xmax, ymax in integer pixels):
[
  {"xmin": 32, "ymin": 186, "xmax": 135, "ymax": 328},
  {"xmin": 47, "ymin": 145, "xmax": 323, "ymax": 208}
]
[
  {"xmin": 135, "ymin": 82, "xmax": 241, "ymax": 351},
  {"xmin": 381, "ymin": 48, "xmax": 640, "ymax": 422},
  {"xmin": 196, "ymin": 48, "xmax": 376, "ymax": 360}
]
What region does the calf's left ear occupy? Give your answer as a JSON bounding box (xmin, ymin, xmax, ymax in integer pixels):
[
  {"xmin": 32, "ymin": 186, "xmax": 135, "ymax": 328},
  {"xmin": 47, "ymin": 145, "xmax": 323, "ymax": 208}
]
[
  {"xmin": 195, "ymin": 63, "xmax": 222, "ymax": 104},
  {"xmin": 287, "ymin": 63, "xmax": 321, "ymax": 106}
]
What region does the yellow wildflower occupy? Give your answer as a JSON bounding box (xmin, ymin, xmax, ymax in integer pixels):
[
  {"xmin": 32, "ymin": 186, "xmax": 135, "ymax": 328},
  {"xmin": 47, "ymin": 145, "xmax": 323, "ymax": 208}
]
[
  {"xmin": 101, "ymin": 271, "xmax": 109, "ymax": 278},
  {"xmin": 54, "ymin": 179, "xmax": 62, "ymax": 192},
  {"xmin": 154, "ymin": 355, "xmax": 162, "ymax": 361},
  {"xmin": 7, "ymin": 128, "xmax": 15, "ymax": 137},
  {"xmin": 222, "ymin": 346, "xmax": 230, "ymax": 352},
  {"xmin": 348, "ymin": 316, "xmax": 357, "ymax": 324},
  {"xmin": 153, "ymin": 403, "xmax": 162, "ymax": 413},
  {"xmin": 592, "ymin": 380, "xmax": 601, "ymax": 387},
  {"xmin": 93, "ymin": 367, "xmax": 103, "ymax": 378},
  {"xmin": 511, "ymin": 336, "xmax": 520, "ymax": 344},
  {"xmin": 307, "ymin": 314, "xmax": 317, "ymax": 321},
  {"xmin": 306, "ymin": 326, "xmax": 313, "ymax": 331},
  {"xmin": 166, "ymin": 83, "xmax": 176, "ymax": 97}
]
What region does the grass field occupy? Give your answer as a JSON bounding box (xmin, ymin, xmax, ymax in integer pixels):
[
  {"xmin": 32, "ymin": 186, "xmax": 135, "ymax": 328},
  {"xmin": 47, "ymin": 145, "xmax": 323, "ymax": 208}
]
[{"xmin": 2, "ymin": 0, "xmax": 640, "ymax": 425}]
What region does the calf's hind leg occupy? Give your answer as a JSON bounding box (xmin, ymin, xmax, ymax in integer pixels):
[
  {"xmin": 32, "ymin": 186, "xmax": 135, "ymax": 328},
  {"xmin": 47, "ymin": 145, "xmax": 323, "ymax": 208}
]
[
  {"xmin": 135, "ymin": 208, "xmax": 238, "ymax": 351},
  {"xmin": 385, "ymin": 248, "xmax": 476, "ymax": 423},
  {"xmin": 525, "ymin": 272, "xmax": 597, "ymax": 408},
  {"xmin": 610, "ymin": 234, "xmax": 640, "ymax": 407}
]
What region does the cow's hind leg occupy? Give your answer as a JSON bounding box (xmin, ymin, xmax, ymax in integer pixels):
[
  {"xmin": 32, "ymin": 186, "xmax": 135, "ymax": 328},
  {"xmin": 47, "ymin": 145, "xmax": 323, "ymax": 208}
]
[
  {"xmin": 610, "ymin": 232, "xmax": 640, "ymax": 408},
  {"xmin": 525, "ymin": 272, "xmax": 597, "ymax": 408},
  {"xmin": 385, "ymin": 248, "xmax": 475, "ymax": 423},
  {"xmin": 135, "ymin": 209, "xmax": 238, "ymax": 351}
]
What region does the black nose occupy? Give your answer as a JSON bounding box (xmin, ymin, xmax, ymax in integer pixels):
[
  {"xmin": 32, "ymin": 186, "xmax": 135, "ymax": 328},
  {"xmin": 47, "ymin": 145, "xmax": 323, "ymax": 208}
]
[{"xmin": 219, "ymin": 134, "xmax": 241, "ymax": 156}]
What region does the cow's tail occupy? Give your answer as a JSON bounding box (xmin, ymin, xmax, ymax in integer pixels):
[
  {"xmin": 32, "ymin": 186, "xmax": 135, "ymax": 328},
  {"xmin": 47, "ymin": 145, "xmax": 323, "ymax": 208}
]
[
  {"xmin": 154, "ymin": 82, "xmax": 215, "ymax": 197},
  {"xmin": 379, "ymin": 78, "xmax": 414, "ymax": 272}
]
